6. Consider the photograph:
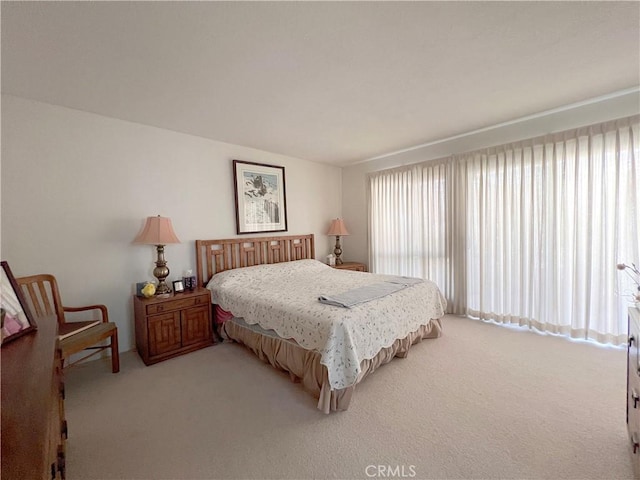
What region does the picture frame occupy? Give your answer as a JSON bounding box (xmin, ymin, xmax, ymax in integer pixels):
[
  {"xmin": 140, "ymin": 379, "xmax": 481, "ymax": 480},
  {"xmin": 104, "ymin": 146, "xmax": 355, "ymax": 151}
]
[
  {"xmin": 233, "ymin": 160, "xmax": 288, "ymax": 235},
  {"xmin": 172, "ymin": 280, "xmax": 185, "ymax": 293},
  {"xmin": 1, "ymin": 261, "xmax": 37, "ymax": 345}
]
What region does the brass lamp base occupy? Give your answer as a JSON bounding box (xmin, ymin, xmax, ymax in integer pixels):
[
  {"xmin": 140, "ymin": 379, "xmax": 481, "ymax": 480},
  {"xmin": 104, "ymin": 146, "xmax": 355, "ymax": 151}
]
[
  {"xmin": 153, "ymin": 245, "xmax": 172, "ymax": 294},
  {"xmin": 333, "ymin": 235, "xmax": 344, "ymax": 265},
  {"xmin": 154, "ymin": 278, "xmax": 171, "ymax": 295}
]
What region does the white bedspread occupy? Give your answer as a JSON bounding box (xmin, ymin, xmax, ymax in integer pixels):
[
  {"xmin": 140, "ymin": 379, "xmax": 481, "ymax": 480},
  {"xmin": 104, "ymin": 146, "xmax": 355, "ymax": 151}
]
[{"xmin": 206, "ymin": 259, "xmax": 446, "ymax": 390}]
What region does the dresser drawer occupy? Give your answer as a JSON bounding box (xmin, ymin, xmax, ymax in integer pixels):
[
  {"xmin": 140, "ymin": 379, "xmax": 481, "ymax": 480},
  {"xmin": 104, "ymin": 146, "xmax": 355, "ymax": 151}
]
[
  {"xmin": 146, "ymin": 294, "xmax": 208, "ymax": 315},
  {"xmin": 629, "ymin": 386, "xmax": 640, "ymax": 479},
  {"xmin": 629, "ymin": 366, "xmax": 640, "ymax": 418}
]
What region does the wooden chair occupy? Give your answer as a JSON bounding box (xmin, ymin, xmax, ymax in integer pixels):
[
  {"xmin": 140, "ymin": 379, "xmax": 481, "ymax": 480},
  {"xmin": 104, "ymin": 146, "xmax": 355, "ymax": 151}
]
[{"xmin": 16, "ymin": 274, "xmax": 120, "ymax": 373}]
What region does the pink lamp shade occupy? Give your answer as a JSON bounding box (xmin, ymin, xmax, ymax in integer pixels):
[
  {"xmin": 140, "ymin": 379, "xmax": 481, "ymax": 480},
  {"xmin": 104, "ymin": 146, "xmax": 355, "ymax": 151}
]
[
  {"xmin": 133, "ymin": 216, "xmax": 181, "ymax": 245},
  {"xmin": 326, "ymin": 218, "xmax": 350, "ymax": 236}
]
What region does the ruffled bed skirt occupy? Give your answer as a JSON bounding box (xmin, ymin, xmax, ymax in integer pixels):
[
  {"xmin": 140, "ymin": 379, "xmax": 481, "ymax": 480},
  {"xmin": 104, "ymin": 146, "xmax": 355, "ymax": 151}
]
[{"xmin": 219, "ymin": 318, "xmax": 443, "ymax": 413}]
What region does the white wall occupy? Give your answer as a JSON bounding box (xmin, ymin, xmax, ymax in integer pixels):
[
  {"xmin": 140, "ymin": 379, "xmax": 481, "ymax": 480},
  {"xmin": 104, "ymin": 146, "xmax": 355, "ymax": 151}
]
[
  {"xmin": 1, "ymin": 95, "xmax": 342, "ymax": 352},
  {"xmin": 342, "ymin": 89, "xmax": 640, "ymax": 266}
]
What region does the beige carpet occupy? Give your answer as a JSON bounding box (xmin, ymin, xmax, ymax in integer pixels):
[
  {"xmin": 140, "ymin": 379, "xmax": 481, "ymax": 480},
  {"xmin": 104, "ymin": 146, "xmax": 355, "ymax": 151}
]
[{"xmin": 64, "ymin": 315, "xmax": 634, "ymax": 480}]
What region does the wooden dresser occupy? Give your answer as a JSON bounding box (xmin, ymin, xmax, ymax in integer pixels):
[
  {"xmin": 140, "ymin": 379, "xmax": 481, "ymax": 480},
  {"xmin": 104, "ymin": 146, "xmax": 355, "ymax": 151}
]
[
  {"xmin": 134, "ymin": 288, "xmax": 214, "ymax": 365},
  {"xmin": 1, "ymin": 314, "xmax": 67, "ymax": 479},
  {"xmin": 627, "ymin": 306, "xmax": 640, "ymax": 479}
]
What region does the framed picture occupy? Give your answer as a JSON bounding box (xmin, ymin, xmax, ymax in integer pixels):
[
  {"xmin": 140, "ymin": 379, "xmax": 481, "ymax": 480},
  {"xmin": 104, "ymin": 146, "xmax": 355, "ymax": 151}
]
[
  {"xmin": 1, "ymin": 261, "xmax": 37, "ymax": 345},
  {"xmin": 172, "ymin": 280, "xmax": 185, "ymax": 293},
  {"xmin": 233, "ymin": 160, "xmax": 288, "ymax": 234}
]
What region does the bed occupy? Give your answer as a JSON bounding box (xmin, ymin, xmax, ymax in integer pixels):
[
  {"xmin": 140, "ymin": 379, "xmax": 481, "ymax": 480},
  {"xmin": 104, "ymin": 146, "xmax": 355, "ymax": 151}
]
[{"xmin": 196, "ymin": 234, "xmax": 445, "ymax": 413}]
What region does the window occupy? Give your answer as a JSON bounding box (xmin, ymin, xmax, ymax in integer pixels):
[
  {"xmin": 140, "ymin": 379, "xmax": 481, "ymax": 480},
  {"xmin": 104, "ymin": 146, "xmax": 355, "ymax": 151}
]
[{"xmin": 369, "ymin": 117, "xmax": 639, "ymax": 345}]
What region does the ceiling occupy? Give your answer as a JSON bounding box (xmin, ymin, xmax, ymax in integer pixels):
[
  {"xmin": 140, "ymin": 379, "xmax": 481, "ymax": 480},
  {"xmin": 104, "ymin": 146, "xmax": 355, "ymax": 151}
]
[{"xmin": 2, "ymin": 1, "xmax": 639, "ymax": 166}]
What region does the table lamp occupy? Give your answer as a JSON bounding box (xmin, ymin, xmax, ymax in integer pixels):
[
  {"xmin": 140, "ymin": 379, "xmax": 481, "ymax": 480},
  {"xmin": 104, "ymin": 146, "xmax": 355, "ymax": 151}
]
[
  {"xmin": 134, "ymin": 215, "xmax": 181, "ymax": 295},
  {"xmin": 326, "ymin": 218, "xmax": 350, "ymax": 265}
]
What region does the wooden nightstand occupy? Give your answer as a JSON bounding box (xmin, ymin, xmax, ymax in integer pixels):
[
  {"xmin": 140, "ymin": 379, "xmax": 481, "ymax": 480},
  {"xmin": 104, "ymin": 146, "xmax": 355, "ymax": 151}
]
[
  {"xmin": 333, "ymin": 262, "xmax": 367, "ymax": 272},
  {"xmin": 134, "ymin": 287, "xmax": 214, "ymax": 365}
]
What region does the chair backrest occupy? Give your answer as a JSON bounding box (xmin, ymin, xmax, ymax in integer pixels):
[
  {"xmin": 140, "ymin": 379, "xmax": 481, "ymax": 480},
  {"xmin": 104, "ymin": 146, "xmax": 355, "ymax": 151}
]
[{"xmin": 16, "ymin": 274, "xmax": 65, "ymax": 326}]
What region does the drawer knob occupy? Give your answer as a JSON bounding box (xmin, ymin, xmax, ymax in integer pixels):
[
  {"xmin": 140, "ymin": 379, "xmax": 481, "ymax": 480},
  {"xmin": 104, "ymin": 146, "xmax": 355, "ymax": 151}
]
[
  {"xmin": 633, "ymin": 433, "xmax": 640, "ymax": 454},
  {"xmin": 630, "ymin": 335, "xmax": 636, "ymax": 347}
]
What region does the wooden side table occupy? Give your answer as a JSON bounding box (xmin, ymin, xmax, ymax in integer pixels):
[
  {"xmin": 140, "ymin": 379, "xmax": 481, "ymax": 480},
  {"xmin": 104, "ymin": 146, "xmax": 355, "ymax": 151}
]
[
  {"xmin": 134, "ymin": 287, "xmax": 213, "ymax": 365},
  {"xmin": 333, "ymin": 262, "xmax": 367, "ymax": 272}
]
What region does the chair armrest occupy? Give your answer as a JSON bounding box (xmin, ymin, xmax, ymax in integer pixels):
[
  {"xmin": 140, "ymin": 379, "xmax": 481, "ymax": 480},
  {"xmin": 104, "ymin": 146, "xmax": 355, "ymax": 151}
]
[{"xmin": 63, "ymin": 305, "xmax": 109, "ymax": 323}]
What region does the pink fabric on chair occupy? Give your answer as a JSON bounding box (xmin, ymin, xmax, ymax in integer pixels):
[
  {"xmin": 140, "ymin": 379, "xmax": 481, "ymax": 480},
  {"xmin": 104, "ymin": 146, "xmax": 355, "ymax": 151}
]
[{"xmin": 3, "ymin": 312, "xmax": 23, "ymax": 335}]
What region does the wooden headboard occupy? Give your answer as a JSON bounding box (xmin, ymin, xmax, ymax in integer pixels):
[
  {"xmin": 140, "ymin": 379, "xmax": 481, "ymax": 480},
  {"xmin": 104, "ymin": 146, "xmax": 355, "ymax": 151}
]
[{"xmin": 195, "ymin": 234, "xmax": 315, "ymax": 287}]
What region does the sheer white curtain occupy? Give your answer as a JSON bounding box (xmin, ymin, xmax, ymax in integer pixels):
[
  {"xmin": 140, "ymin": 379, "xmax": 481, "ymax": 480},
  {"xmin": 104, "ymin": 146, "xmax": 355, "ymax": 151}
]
[
  {"xmin": 369, "ymin": 162, "xmax": 452, "ymax": 300},
  {"xmin": 369, "ymin": 116, "xmax": 639, "ymax": 345}
]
